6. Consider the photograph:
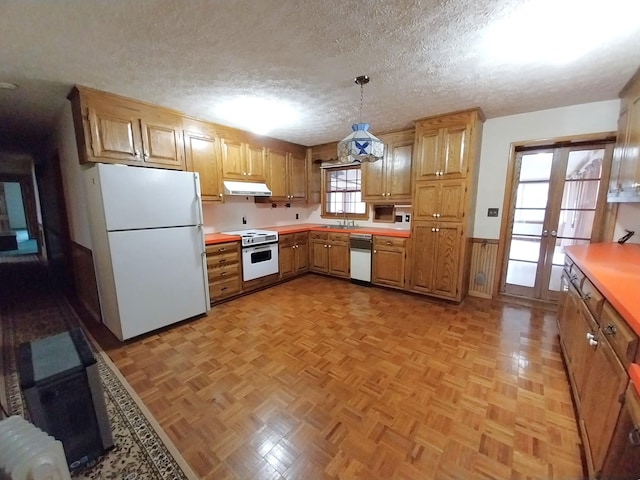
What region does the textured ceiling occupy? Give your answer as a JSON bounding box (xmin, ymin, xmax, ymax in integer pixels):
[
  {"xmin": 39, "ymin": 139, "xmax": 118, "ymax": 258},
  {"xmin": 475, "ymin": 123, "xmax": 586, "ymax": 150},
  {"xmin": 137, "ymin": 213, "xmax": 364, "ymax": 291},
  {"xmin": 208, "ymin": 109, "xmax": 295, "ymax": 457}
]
[{"xmin": 1, "ymin": 0, "xmax": 639, "ymax": 153}]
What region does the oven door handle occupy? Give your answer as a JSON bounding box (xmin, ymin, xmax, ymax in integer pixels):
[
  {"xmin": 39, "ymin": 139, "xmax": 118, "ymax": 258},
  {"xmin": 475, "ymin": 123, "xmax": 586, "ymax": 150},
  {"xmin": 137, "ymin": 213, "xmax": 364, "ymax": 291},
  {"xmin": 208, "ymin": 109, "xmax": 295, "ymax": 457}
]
[{"xmin": 247, "ymin": 244, "xmax": 276, "ymax": 252}]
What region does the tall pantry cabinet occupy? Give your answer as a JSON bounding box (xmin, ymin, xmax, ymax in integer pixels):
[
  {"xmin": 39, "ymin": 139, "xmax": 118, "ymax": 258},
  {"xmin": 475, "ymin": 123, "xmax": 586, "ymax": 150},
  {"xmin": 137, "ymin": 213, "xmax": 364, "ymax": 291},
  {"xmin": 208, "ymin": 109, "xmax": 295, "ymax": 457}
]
[{"xmin": 408, "ymin": 109, "xmax": 484, "ymax": 301}]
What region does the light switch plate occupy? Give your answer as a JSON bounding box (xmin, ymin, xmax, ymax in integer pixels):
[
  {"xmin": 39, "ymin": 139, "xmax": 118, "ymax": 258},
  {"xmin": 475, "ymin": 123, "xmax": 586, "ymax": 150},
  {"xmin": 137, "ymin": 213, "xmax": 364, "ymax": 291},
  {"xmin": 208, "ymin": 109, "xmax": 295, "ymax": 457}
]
[{"xmin": 487, "ymin": 208, "xmax": 499, "ymax": 217}]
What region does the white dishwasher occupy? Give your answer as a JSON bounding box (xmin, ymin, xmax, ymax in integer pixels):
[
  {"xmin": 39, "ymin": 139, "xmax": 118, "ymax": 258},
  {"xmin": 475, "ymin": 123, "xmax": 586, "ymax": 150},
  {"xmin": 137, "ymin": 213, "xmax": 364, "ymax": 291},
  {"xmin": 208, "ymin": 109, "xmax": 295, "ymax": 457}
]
[{"xmin": 349, "ymin": 233, "xmax": 372, "ymax": 284}]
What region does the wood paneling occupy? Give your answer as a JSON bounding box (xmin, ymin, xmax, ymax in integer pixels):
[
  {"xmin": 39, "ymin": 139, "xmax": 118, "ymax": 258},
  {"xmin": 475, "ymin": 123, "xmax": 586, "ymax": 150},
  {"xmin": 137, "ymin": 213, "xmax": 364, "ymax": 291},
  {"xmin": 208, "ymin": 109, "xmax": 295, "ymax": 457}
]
[
  {"xmin": 468, "ymin": 239, "xmax": 499, "ymax": 299},
  {"xmin": 71, "ymin": 241, "xmax": 101, "ymax": 321}
]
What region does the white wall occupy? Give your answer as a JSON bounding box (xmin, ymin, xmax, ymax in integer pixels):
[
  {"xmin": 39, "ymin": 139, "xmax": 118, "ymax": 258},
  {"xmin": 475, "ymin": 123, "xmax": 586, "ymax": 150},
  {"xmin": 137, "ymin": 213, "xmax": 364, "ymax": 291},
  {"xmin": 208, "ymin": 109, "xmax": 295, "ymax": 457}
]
[
  {"xmin": 613, "ymin": 204, "xmax": 640, "ymax": 244},
  {"xmin": 3, "ymin": 182, "xmax": 27, "ymax": 229},
  {"xmin": 474, "ymin": 100, "xmax": 621, "ymax": 239},
  {"xmin": 51, "ymin": 103, "xmax": 93, "ymax": 247}
]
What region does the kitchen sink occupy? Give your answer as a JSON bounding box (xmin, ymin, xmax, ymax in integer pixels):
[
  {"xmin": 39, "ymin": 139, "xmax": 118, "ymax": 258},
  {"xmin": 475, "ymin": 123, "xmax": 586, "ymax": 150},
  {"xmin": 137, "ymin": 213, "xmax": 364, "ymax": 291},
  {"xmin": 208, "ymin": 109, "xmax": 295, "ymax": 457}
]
[{"xmin": 317, "ymin": 224, "xmax": 360, "ymax": 230}]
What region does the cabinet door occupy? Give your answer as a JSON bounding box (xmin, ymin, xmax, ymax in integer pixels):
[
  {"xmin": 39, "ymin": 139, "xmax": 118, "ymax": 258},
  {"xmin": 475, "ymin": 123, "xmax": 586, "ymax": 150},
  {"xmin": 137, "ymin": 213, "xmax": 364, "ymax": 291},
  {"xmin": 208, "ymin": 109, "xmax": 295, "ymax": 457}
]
[
  {"xmin": 430, "ymin": 223, "xmax": 462, "ymax": 298},
  {"xmin": 618, "ymin": 95, "xmax": 640, "ymax": 198},
  {"xmin": 221, "ymin": 138, "xmax": 246, "ymax": 179},
  {"xmin": 608, "ymin": 108, "xmax": 629, "ymax": 198},
  {"xmin": 267, "ymin": 150, "xmax": 288, "ymax": 199},
  {"xmin": 310, "ymin": 239, "xmax": 329, "ymax": 273},
  {"xmin": 294, "ymin": 233, "xmax": 309, "ymax": 273},
  {"xmin": 139, "ymin": 114, "xmax": 184, "ymax": 168},
  {"xmin": 184, "ymin": 131, "xmax": 223, "ymax": 201},
  {"xmin": 413, "ymin": 181, "xmax": 464, "ymax": 222},
  {"xmin": 86, "ymin": 102, "xmax": 144, "ymax": 163},
  {"xmin": 362, "ymin": 156, "xmax": 386, "ymax": 200},
  {"xmin": 580, "ymin": 335, "xmax": 628, "ymax": 474},
  {"xmin": 414, "ymin": 128, "xmax": 441, "ymax": 180},
  {"xmin": 279, "ymin": 234, "xmax": 295, "ymax": 279},
  {"xmin": 289, "ymin": 154, "xmax": 307, "ymax": 200},
  {"xmin": 372, "ymin": 247, "xmax": 405, "ymax": 288},
  {"xmin": 387, "ymin": 141, "xmax": 413, "ymax": 200},
  {"xmin": 408, "ymin": 222, "xmax": 438, "ymax": 293},
  {"xmin": 246, "ymin": 144, "xmax": 266, "ymax": 181},
  {"xmin": 328, "ymin": 243, "xmax": 350, "ymax": 278},
  {"xmin": 441, "ymin": 124, "xmax": 469, "ymax": 178}
]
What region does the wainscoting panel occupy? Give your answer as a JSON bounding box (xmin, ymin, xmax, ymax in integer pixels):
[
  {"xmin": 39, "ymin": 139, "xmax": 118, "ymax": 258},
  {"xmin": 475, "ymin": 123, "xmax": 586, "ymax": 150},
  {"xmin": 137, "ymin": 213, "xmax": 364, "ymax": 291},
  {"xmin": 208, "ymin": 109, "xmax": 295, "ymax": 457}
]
[
  {"xmin": 468, "ymin": 238, "xmax": 499, "ymax": 299},
  {"xmin": 71, "ymin": 241, "xmax": 101, "ymax": 321}
]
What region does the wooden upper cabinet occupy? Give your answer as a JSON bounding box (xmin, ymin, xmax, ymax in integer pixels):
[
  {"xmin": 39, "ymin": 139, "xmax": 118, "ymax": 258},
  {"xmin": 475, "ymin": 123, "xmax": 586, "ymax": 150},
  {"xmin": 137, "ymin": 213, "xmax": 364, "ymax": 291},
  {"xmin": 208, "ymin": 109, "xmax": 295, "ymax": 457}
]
[
  {"xmin": 288, "ymin": 153, "xmax": 307, "ymax": 200},
  {"xmin": 184, "ymin": 128, "xmax": 223, "ymax": 202},
  {"xmin": 414, "ymin": 125, "xmax": 469, "ymax": 180},
  {"xmin": 413, "ymin": 110, "xmax": 482, "ymax": 181},
  {"xmin": 413, "ymin": 179, "xmax": 465, "ymax": 222},
  {"xmin": 267, "ymin": 150, "xmax": 288, "ymax": 198},
  {"xmin": 68, "ymin": 86, "xmax": 185, "ymax": 170},
  {"xmin": 266, "ymin": 150, "xmax": 307, "ymax": 201},
  {"xmin": 220, "ymin": 137, "xmax": 266, "ymax": 182},
  {"xmin": 362, "ymin": 129, "xmax": 413, "ymax": 202},
  {"xmin": 608, "ymin": 67, "xmax": 640, "ymax": 203}
]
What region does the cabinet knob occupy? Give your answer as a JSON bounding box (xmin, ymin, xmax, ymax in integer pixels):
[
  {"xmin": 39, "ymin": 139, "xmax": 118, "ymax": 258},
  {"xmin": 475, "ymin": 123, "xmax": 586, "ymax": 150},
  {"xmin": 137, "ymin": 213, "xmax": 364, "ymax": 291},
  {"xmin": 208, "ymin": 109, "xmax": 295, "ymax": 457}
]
[
  {"xmin": 134, "ymin": 150, "xmax": 141, "ymax": 158},
  {"xmin": 219, "ymin": 193, "xmax": 223, "ymax": 197},
  {"xmin": 387, "ymin": 193, "xmax": 391, "ymax": 196},
  {"xmin": 373, "ymin": 249, "xmax": 377, "ymax": 253},
  {"xmin": 431, "ymin": 228, "xmax": 435, "ymax": 232},
  {"xmin": 435, "ymin": 228, "xmax": 440, "ymax": 232},
  {"xmin": 221, "ymin": 286, "xmax": 228, "ymax": 291},
  {"xmin": 221, "ymin": 272, "xmax": 227, "ymax": 276},
  {"xmin": 432, "ymin": 213, "xmax": 437, "ymax": 217},
  {"xmin": 219, "ymin": 247, "xmax": 226, "ymax": 252},
  {"xmin": 328, "ymin": 245, "xmax": 332, "ymax": 248},
  {"xmin": 386, "ymin": 241, "xmax": 392, "ymax": 245},
  {"xmin": 603, "ymin": 323, "xmax": 617, "ymax": 336},
  {"xmin": 382, "ymin": 193, "xmax": 387, "ymax": 196},
  {"xmin": 436, "ymin": 213, "xmax": 441, "ymax": 218},
  {"xmin": 324, "ymin": 244, "xmax": 328, "ymax": 248},
  {"xmin": 588, "ymin": 338, "xmax": 598, "ymax": 347},
  {"xmin": 628, "ymin": 427, "xmax": 640, "ymax": 446}
]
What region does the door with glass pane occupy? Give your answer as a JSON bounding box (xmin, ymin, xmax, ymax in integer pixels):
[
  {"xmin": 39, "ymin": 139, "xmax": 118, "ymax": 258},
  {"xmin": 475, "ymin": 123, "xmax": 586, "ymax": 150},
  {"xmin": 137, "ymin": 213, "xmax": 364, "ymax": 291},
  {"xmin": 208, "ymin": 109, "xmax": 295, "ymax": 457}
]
[{"xmin": 502, "ymin": 143, "xmax": 613, "ymax": 301}]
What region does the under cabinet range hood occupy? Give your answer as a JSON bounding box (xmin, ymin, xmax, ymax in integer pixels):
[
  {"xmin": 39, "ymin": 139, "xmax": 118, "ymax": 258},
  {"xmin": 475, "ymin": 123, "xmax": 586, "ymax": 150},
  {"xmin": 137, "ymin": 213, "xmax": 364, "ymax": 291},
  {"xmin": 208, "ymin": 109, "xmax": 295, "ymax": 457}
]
[{"xmin": 223, "ymin": 180, "xmax": 272, "ymax": 196}]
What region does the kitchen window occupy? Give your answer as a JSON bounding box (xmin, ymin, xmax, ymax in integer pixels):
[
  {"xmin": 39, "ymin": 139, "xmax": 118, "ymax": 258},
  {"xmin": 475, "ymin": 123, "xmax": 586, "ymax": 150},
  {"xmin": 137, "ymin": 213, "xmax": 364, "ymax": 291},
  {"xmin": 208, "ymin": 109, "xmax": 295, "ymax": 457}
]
[{"xmin": 321, "ymin": 165, "xmax": 368, "ymax": 219}]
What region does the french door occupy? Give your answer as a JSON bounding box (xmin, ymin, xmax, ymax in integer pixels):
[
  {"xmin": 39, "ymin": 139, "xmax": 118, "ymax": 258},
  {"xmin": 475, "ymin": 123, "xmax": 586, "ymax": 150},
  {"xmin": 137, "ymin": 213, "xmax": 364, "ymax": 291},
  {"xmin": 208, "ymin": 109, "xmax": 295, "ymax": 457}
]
[{"xmin": 501, "ymin": 141, "xmax": 613, "ymax": 301}]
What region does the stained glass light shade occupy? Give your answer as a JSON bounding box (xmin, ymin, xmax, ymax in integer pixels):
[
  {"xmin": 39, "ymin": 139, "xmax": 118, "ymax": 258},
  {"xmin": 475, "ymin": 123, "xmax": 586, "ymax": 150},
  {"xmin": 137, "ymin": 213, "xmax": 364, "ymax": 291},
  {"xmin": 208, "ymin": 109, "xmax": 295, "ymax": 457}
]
[{"xmin": 337, "ymin": 123, "xmax": 384, "ymax": 163}]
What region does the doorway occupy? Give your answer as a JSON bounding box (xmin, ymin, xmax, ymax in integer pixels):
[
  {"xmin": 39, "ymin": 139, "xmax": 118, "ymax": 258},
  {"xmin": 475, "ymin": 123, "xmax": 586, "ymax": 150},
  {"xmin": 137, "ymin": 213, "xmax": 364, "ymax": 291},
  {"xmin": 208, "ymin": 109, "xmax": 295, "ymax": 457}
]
[{"xmin": 500, "ymin": 140, "xmax": 614, "ymax": 302}]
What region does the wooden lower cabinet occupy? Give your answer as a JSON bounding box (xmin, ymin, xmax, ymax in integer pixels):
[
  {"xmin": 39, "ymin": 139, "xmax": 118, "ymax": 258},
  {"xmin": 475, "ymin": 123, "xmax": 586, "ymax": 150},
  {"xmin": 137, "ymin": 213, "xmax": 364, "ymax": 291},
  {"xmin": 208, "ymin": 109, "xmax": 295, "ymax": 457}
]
[
  {"xmin": 372, "ymin": 236, "xmax": 406, "ymax": 289},
  {"xmin": 206, "ymin": 241, "xmax": 241, "ymax": 302},
  {"xmin": 408, "ymin": 222, "xmax": 462, "ymax": 299},
  {"xmin": 558, "ymin": 263, "xmax": 637, "ymax": 478},
  {"xmin": 279, "ymin": 232, "xmax": 309, "ymax": 279},
  {"xmin": 309, "ymin": 231, "xmax": 349, "ymax": 278}
]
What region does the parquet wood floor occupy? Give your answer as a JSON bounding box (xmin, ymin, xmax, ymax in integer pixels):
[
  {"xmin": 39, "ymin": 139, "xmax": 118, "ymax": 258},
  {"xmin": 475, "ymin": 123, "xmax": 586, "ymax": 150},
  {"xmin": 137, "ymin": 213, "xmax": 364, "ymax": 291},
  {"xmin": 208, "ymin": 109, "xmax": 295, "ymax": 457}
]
[{"xmin": 97, "ymin": 275, "xmax": 584, "ymax": 480}]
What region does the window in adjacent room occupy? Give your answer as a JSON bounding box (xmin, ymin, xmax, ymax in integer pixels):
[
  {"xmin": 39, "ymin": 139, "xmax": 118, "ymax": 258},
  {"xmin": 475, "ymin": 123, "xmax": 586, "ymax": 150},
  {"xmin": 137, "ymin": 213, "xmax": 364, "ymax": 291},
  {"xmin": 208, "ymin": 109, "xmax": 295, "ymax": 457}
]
[{"xmin": 321, "ymin": 166, "xmax": 368, "ymax": 219}]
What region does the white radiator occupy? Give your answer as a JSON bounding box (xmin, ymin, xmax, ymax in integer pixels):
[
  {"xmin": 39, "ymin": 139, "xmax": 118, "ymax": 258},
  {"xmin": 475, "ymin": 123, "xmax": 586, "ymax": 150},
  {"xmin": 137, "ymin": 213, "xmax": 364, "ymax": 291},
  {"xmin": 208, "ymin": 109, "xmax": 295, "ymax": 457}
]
[{"xmin": 0, "ymin": 416, "xmax": 71, "ymax": 480}]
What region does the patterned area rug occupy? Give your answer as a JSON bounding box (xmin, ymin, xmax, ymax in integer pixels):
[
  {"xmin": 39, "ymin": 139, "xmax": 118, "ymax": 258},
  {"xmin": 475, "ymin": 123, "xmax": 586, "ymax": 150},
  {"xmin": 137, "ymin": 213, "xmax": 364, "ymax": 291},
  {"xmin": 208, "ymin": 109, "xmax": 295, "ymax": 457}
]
[{"xmin": 0, "ymin": 258, "xmax": 196, "ymax": 479}]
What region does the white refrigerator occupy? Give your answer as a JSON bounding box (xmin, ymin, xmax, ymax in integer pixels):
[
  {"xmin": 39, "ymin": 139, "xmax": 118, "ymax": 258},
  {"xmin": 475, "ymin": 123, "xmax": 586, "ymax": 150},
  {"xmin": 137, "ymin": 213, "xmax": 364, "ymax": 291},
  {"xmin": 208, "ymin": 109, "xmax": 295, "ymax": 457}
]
[{"xmin": 85, "ymin": 164, "xmax": 210, "ymax": 341}]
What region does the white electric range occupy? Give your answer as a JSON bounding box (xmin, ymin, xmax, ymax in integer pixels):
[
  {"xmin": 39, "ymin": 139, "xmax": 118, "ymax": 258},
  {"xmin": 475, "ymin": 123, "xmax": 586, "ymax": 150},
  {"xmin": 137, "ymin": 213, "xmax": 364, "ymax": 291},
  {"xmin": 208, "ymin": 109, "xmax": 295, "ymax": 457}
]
[{"xmin": 222, "ymin": 229, "xmax": 279, "ymax": 281}]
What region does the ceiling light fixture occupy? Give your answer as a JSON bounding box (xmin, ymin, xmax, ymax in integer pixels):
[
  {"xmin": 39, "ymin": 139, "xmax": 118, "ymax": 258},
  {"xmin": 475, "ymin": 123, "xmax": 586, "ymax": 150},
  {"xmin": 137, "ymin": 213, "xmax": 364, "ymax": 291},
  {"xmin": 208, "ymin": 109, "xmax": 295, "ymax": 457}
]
[
  {"xmin": 337, "ymin": 75, "xmax": 384, "ymax": 164},
  {"xmin": 0, "ymin": 82, "xmax": 18, "ymax": 90}
]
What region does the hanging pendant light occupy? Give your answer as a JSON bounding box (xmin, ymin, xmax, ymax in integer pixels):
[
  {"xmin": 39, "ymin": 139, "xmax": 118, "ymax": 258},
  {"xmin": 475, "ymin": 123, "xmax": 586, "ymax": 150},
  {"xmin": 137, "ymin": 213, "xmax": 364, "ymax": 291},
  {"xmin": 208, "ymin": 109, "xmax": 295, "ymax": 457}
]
[{"xmin": 337, "ymin": 75, "xmax": 384, "ymax": 163}]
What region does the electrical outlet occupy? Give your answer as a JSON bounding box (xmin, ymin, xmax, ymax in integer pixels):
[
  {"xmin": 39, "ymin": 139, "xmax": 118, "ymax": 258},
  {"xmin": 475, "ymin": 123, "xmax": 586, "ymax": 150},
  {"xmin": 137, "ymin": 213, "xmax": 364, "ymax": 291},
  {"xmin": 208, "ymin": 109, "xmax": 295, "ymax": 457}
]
[
  {"xmin": 395, "ymin": 215, "xmax": 402, "ymax": 222},
  {"xmin": 405, "ymin": 214, "xmax": 410, "ymax": 222},
  {"xmin": 242, "ymin": 216, "xmax": 247, "ymax": 224},
  {"xmin": 487, "ymin": 208, "xmax": 499, "ymax": 217}
]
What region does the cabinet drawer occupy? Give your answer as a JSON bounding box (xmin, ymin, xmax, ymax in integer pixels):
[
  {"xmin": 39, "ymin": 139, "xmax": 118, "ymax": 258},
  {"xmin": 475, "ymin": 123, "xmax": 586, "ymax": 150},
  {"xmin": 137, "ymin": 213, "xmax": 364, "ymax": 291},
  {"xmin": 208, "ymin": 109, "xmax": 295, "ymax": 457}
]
[
  {"xmin": 209, "ymin": 278, "xmax": 241, "ymax": 299},
  {"xmin": 570, "ymin": 263, "xmax": 585, "ymax": 286},
  {"xmin": 208, "ymin": 263, "xmax": 240, "ymax": 283},
  {"xmin": 581, "ymin": 278, "xmax": 604, "ymax": 319},
  {"xmin": 206, "ymin": 250, "xmax": 239, "ymax": 267},
  {"xmin": 206, "ymin": 242, "xmax": 239, "ymax": 255},
  {"xmin": 328, "ymin": 232, "xmax": 349, "ymax": 243},
  {"xmin": 310, "ymin": 231, "xmax": 328, "ymax": 241},
  {"xmin": 601, "ymin": 301, "xmax": 638, "ymax": 367},
  {"xmin": 373, "ymin": 236, "xmax": 406, "ymax": 248}
]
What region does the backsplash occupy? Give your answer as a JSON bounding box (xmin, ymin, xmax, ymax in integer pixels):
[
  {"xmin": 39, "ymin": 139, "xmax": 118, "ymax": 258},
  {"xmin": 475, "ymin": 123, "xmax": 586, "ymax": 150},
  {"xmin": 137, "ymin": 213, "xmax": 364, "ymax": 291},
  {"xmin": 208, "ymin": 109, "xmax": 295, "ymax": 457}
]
[
  {"xmin": 202, "ymin": 197, "xmax": 412, "ymax": 233},
  {"xmin": 613, "ymin": 203, "xmax": 640, "ymax": 244}
]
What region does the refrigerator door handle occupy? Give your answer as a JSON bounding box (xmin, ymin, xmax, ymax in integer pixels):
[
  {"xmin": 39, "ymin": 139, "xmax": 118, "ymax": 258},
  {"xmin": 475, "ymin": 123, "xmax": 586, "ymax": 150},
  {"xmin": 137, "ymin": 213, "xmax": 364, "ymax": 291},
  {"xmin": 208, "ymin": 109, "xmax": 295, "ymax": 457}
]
[{"xmin": 193, "ymin": 172, "xmax": 204, "ymax": 225}]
